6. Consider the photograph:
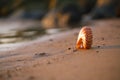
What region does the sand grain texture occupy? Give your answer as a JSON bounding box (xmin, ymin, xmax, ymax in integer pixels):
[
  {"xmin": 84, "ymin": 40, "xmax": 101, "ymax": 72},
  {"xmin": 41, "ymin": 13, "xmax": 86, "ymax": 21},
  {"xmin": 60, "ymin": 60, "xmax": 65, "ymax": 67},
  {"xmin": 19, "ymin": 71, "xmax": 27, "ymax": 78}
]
[{"xmin": 0, "ymin": 19, "xmax": 120, "ymax": 80}]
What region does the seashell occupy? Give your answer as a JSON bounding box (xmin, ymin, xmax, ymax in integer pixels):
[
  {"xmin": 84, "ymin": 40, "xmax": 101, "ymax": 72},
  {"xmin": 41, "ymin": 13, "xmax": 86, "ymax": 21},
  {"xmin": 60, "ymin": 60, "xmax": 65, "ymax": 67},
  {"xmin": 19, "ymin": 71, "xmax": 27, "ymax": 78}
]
[{"xmin": 76, "ymin": 26, "xmax": 93, "ymax": 49}]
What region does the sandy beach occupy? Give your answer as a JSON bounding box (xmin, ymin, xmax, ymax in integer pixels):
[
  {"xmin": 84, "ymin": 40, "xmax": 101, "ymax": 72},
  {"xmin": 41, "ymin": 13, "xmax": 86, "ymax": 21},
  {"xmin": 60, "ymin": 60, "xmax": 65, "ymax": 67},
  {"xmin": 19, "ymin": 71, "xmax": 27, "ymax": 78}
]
[{"xmin": 0, "ymin": 19, "xmax": 120, "ymax": 80}]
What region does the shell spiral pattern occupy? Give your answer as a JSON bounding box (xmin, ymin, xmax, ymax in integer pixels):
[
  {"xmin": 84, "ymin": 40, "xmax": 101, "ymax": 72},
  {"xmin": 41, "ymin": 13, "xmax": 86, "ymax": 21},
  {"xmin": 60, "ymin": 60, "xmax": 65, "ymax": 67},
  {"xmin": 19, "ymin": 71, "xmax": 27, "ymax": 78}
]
[{"xmin": 76, "ymin": 26, "xmax": 93, "ymax": 49}]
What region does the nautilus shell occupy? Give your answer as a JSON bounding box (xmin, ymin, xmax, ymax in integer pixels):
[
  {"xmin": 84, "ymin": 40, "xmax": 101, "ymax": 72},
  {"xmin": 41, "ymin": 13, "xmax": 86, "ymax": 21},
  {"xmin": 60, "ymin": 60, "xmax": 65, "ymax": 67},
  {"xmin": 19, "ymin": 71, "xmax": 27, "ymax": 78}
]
[{"xmin": 76, "ymin": 26, "xmax": 93, "ymax": 49}]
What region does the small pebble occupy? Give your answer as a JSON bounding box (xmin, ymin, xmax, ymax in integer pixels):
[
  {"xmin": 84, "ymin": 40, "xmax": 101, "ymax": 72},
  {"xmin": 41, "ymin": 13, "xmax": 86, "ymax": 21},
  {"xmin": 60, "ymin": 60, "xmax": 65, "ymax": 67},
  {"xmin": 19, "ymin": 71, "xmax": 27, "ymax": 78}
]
[
  {"xmin": 102, "ymin": 44, "xmax": 105, "ymax": 46},
  {"xmin": 47, "ymin": 61, "xmax": 51, "ymax": 64},
  {"xmin": 68, "ymin": 47, "xmax": 71, "ymax": 50},
  {"xmin": 39, "ymin": 52, "xmax": 46, "ymax": 56},
  {"xmin": 96, "ymin": 51, "xmax": 99, "ymax": 53},
  {"xmin": 101, "ymin": 37, "xmax": 104, "ymax": 40},
  {"xmin": 35, "ymin": 52, "xmax": 46, "ymax": 56},
  {"xmin": 97, "ymin": 46, "xmax": 100, "ymax": 48},
  {"xmin": 73, "ymin": 49, "xmax": 77, "ymax": 52},
  {"xmin": 28, "ymin": 76, "xmax": 35, "ymax": 80},
  {"xmin": 17, "ymin": 59, "xmax": 23, "ymax": 61}
]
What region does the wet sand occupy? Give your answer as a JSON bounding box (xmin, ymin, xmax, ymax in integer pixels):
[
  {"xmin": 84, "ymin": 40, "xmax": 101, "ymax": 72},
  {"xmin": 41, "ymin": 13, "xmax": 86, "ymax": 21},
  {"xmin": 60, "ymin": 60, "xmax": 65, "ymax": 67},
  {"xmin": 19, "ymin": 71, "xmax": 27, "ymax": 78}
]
[{"xmin": 0, "ymin": 19, "xmax": 120, "ymax": 80}]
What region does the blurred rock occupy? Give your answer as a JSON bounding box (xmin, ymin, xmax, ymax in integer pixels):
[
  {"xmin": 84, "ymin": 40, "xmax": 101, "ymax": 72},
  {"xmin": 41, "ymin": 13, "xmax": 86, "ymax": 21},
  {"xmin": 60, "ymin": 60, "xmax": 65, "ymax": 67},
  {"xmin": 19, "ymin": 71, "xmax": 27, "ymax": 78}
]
[
  {"xmin": 88, "ymin": 0, "xmax": 120, "ymax": 19},
  {"xmin": 57, "ymin": 3, "xmax": 81, "ymax": 28},
  {"xmin": 41, "ymin": 10, "xmax": 57, "ymax": 29}
]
